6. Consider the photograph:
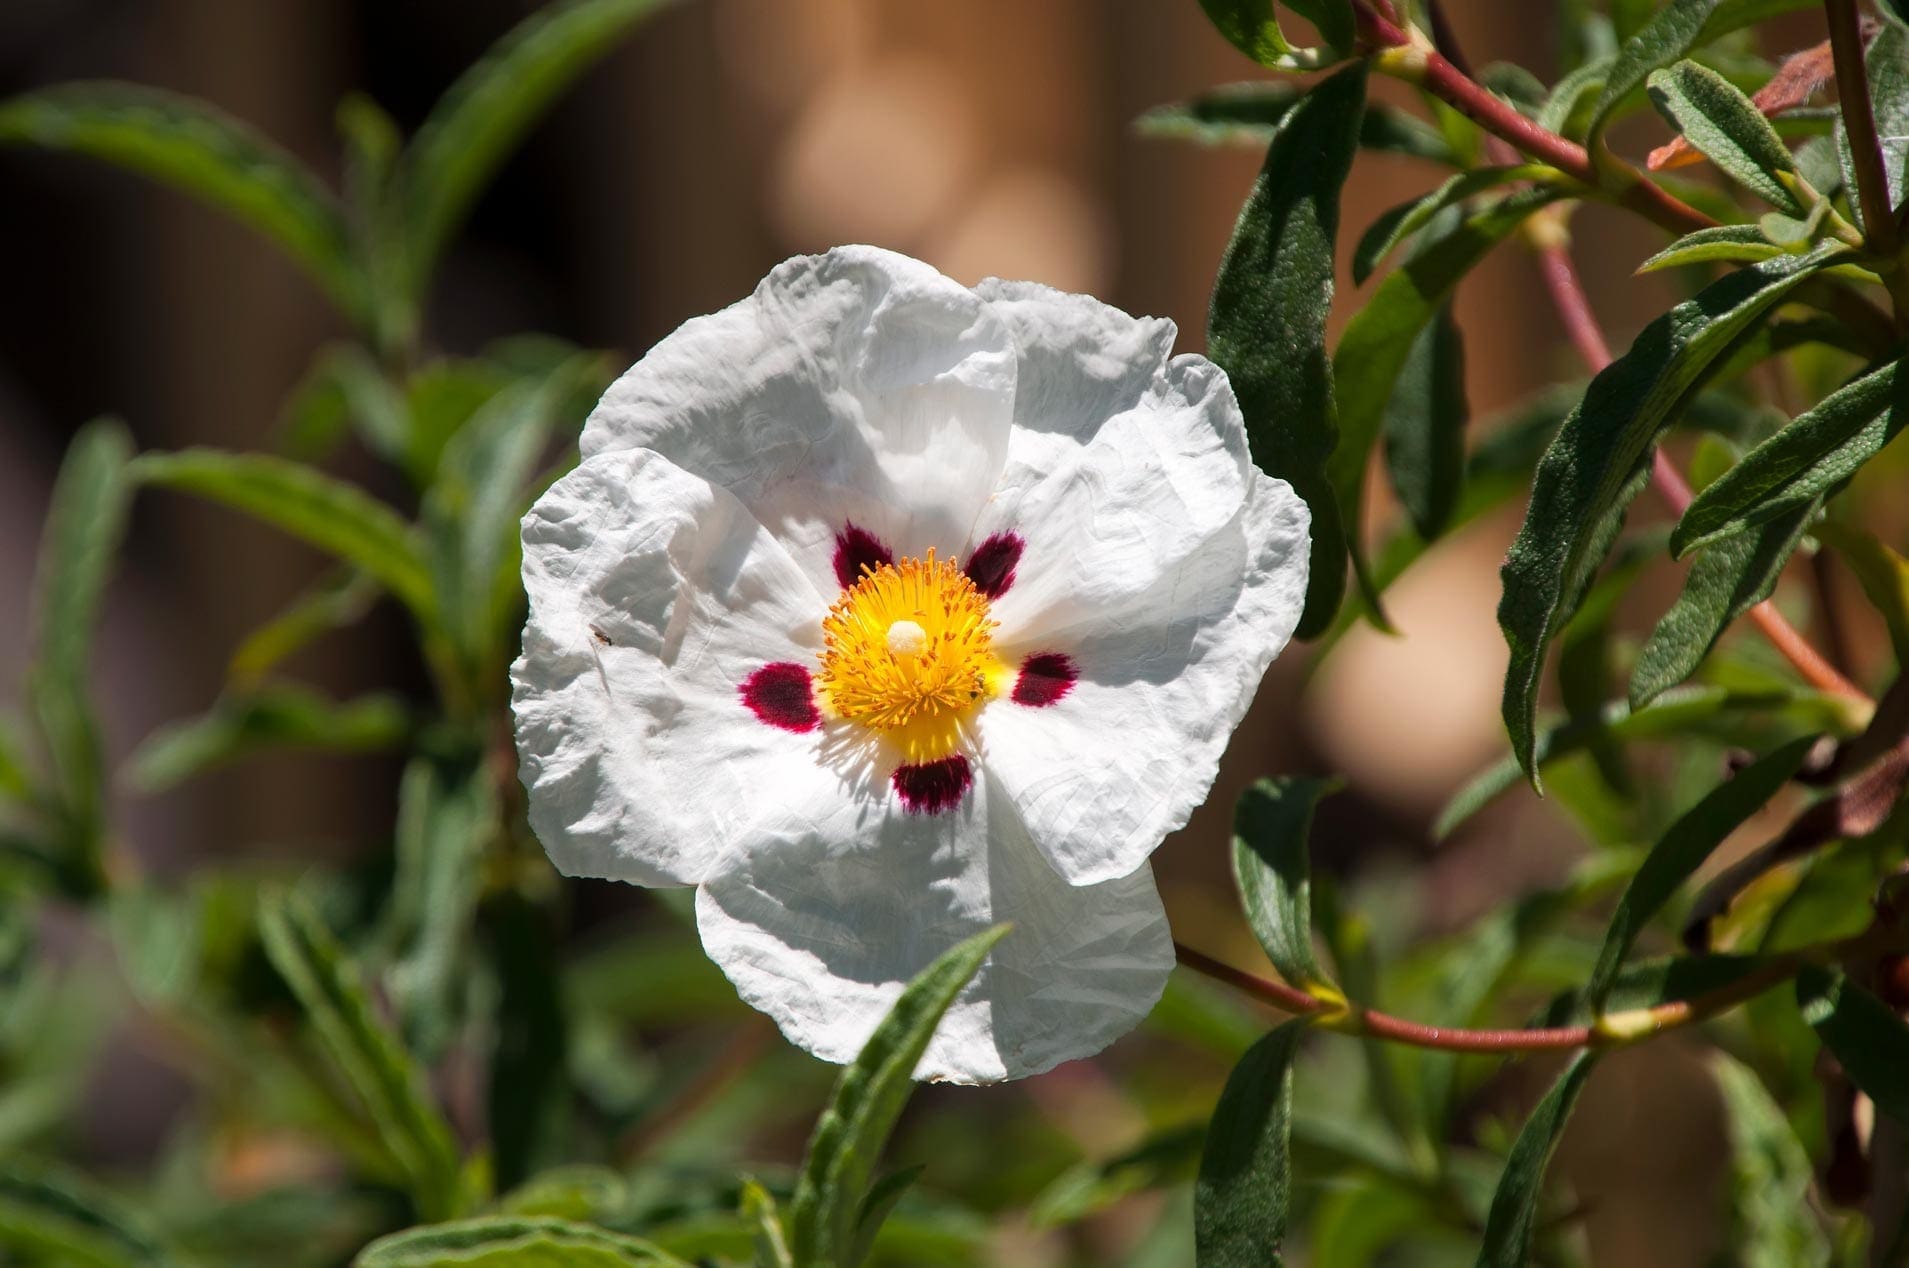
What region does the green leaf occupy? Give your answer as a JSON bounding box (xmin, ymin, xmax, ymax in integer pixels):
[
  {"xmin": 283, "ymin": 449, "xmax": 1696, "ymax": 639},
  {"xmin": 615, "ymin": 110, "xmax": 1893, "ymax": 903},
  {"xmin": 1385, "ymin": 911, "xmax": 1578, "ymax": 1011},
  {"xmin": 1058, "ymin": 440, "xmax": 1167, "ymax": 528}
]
[
  {"xmin": 1136, "ymin": 84, "xmax": 1457, "ymax": 164},
  {"xmin": 387, "ymin": 751, "xmax": 496, "ymax": 1063},
  {"xmin": 1583, "ymin": 735, "xmax": 1814, "ymax": 1011},
  {"xmin": 1194, "ymin": 1020, "xmax": 1307, "ymax": 1267},
  {"xmin": 1208, "ymin": 65, "xmax": 1368, "ymax": 639},
  {"xmin": 1199, "ymin": 0, "xmax": 1296, "ymax": 63},
  {"xmin": 355, "ymin": 1216, "xmax": 688, "ymax": 1267},
  {"xmin": 1382, "ymin": 305, "xmax": 1469, "ymax": 541},
  {"xmin": 1535, "ymin": 952, "xmax": 1772, "ymax": 1027},
  {"xmin": 1711, "ymin": 1053, "xmax": 1831, "ymax": 1268},
  {"xmin": 228, "ymin": 569, "xmax": 379, "ymax": 684},
  {"xmin": 1796, "ymin": 968, "xmax": 1909, "ymax": 1125},
  {"xmin": 787, "ymin": 924, "xmax": 1007, "ymax": 1268},
  {"xmin": 280, "ymin": 344, "xmax": 413, "ymax": 466},
  {"xmin": 1473, "ymin": 1054, "xmax": 1598, "ymax": 1268},
  {"xmin": 125, "ymin": 685, "xmax": 409, "ymax": 791},
  {"xmin": 0, "ymin": 83, "xmax": 360, "ymax": 317},
  {"xmin": 1630, "ymin": 498, "xmax": 1820, "ymax": 706},
  {"xmin": 1437, "ymin": 684, "xmax": 1857, "ymax": 838},
  {"xmin": 0, "ymin": 1161, "xmax": 182, "ymax": 1268},
  {"xmin": 26, "ymin": 419, "xmax": 135, "ymax": 887},
  {"xmin": 258, "ymin": 890, "xmax": 465, "ymax": 1221},
  {"xmin": 1352, "ymin": 165, "xmax": 1560, "ymax": 286},
  {"xmin": 1284, "ymin": 0, "xmax": 1353, "ymax": 53},
  {"xmin": 1850, "ymin": 23, "xmax": 1909, "ymax": 222},
  {"xmin": 1538, "ymin": 55, "xmax": 1617, "ymax": 139},
  {"xmin": 481, "ymin": 892, "xmax": 568, "ymax": 1194},
  {"xmin": 1498, "ymin": 245, "xmax": 1844, "ymax": 787},
  {"xmin": 400, "ymin": 0, "xmax": 676, "ymax": 294},
  {"xmin": 1646, "ymin": 61, "xmax": 1807, "ymax": 214},
  {"xmin": 1816, "ymin": 521, "xmax": 1909, "ymax": 665},
  {"xmin": 1588, "ymin": 0, "xmax": 1720, "ymax": 145},
  {"xmin": 134, "ymin": 450, "xmax": 434, "ymax": 621},
  {"xmin": 1672, "ymin": 360, "xmax": 1905, "ymax": 557},
  {"xmin": 1031, "ymin": 1125, "xmax": 1205, "ymax": 1227},
  {"xmin": 1333, "ymin": 187, "xmax": 1565, "ymax": 628},
  {"xmin": 1232, "ymin": 777, "xmax": 1339, "ymax": 990},
  {"xmin": 848, "ymin": 1165, "xmax": 925, "ymax": 1268},
  {"xmin": 1638, "ymin": 224, "xmax": 1782, "ymax": 273},
  {"xmin": 742, "ymin": 1178, "xmax": 795, "ymax": 1268}
]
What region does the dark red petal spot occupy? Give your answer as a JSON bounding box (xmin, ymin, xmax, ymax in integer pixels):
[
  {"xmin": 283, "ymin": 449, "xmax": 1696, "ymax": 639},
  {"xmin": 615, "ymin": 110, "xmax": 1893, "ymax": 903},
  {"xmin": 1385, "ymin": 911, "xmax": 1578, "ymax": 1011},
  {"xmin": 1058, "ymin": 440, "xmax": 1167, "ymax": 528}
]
[
  {"xmin": 963, "ymin": 532, "xmax": 1024, "ymax": 599},
  {"xmin": 740, "ymin": 662, "xmax": 820, "ymax": 733},
  {"xmin": 1012, "ymin": 652, "xmax": 1078, "ymax": 707},
  {"xmin": 833, "ymin": 522, "xmax": 895, "ymax": 590},
  {"xmin": 892, "ymin": 755, "xmax": 973, "ymax": 815}
]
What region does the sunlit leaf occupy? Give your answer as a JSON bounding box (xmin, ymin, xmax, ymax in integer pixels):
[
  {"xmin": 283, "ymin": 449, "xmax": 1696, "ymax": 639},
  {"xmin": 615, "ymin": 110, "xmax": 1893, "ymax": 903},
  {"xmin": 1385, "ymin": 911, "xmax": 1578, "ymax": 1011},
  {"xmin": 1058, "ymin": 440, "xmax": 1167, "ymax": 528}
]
[
  {"xmin": 355, "ymin": 1216, "xmax": 688, "ymax": 1267},
  {"xmin": 1233, "ymin": 777, "xmax": 1339, "ymax": 990},
  {"xmin": 1647, "ymin": 61, "xmax": 1806, "ymax": 214}
]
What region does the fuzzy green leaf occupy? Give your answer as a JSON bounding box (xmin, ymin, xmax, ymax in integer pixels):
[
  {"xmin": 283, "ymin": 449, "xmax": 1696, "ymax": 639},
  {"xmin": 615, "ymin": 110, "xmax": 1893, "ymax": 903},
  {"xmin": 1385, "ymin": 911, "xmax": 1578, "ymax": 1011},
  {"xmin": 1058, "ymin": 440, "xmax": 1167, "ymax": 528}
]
[
  {"xmin": 258, "ymin": 890, "xmax": 464, "ymax": 1222},
  {"xmin": 1137, "ymin": 84, "xmax": 1456, "ymax": 163},
  {"xmin": 1638, "ymin": 224, "xmax": 1779, "ymax": 272},
  {"xmin": 787, "ymin": 924, "xmax": 1007, "ymax": 1268},
  {"xmin": 0, "ymin": 83, "xmax": 360, "ymax": 317},
  {"xmin": 134, "ymin": 450, "xmax": 434, "ymax": 621},
  {"xmin": 1816, "ymin": 521, "xmax": 1909, "ymax": 666},
  {"xmin": 1498, "ymin": 245, "xmax": 1843, "ymax": 787},
  {"xmin": 1233, "ymin": 777, "xmax": 1338, "ymax": 990},
  {"xmin": 1352, "ymin": 165, "xmax": 1558, "ymax": 286},
  {"xmin": 1631, "ymin": 498, "xmax": 1820, "ymax": 706},
  {"xmin": 1195, "ymin": 1020, "xmax": 1308, "ymax": 1267},
  {"xmin": 1334, "ymin": 187, "xmax": 1564, "ymax": 629},
  {"xmin": 1588, "ymin": 0, "xmax": 1720, "ymax": 144},
  {"xmin": 1382, "ymin": 304, "xmax": 1468, "ymax": 540},
  {"xmin": 1647, "ymin": 61, "xmax": 1806, "ymax": 214},
  {"xmin": 1584, "ymin": 735, "xmax": 1815, "ymax": 1011},
  {"xmin": 401, "ymin": 0, "xmax": 676, "ymax": 292},
  {"xmin": 1797, "ymin": 968, "xmax": 1909, "ymax": 1126},
  {"xmin": 0, "ymin": 1162, "xmax": 181, "ymax": 1268},
  {"xmin": 1672, "ymin": 359, "xmax": 1904, "ymax": 557},
  {"xmin": 1474, "ymin": 1054, "xmax": 1599, "ymax": 1268},
  {"xmin": 1209, "ymin": 64, "xmax": 1368, "ymax": 638},
  {"xmin": 126, "ymin": 685, "xmax": 410, "ymax": 791},
  {"xmin": 355, "ymin": 1216, "xmax": 687, "ymax": 1267},
  {"xmin": 27, "ymin": 420, "xmax": 135, "ymax": 885}
]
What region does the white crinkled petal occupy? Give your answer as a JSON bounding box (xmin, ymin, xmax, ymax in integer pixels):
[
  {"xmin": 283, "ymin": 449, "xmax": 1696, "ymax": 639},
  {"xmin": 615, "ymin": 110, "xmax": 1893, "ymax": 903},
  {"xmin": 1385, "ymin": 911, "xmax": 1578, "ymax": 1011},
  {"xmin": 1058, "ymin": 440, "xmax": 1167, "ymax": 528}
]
[
  {"xmin": 583, "ymin": 246, "xmax": 1017, "ymax": 593},
  {"xmin": 511, "ymin": 449, "xmax": 839, "ymax": 887},
  {"xmin": 976, "ymin": 472, "xmax": 1310, "ymax": 886},
  {"xmin": 694, "ymin": 770, "xmax": 1174, "ymax": 1083},
  {"xmin": 975, "ymin": 352, "xmax": 1257, "ymax": 644}
]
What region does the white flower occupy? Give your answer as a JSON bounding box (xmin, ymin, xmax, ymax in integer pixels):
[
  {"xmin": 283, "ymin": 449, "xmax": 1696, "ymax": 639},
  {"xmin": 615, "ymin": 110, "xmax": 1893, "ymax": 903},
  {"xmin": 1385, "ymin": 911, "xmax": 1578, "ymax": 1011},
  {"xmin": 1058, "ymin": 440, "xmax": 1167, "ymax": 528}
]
[{"xmin": 511, "ymin": 246, "xmax": 1309, "ymax": 1083}]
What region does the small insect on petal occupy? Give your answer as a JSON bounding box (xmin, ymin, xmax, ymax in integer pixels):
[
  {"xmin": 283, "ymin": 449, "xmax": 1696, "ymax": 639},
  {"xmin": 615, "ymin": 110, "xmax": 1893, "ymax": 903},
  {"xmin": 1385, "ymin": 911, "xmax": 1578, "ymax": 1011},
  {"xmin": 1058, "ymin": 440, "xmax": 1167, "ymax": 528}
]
[
  {"xmin": 833, "ymin": 522, "xmax": 896, "ymax": 590},
  {"xmin": 740, "ymin": 662, "xmax": 821, "ymax": 733},
  {"xmin": 1011, "ymin": 652, "xmax": 1078, "ymax": 707},
  {"xmin": 963, "ymin": 532, "xmax": 1024, "ymax": 599},
  {"xmin": 892, "ymin": 754, "xmax": 974, "ymax": 814}
]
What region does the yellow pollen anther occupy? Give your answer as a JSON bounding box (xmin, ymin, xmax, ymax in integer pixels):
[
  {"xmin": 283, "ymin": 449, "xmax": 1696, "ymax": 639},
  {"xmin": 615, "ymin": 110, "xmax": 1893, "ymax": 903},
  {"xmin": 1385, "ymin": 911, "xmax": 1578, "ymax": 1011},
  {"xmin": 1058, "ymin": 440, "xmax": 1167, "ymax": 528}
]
[{"xmin": 817, "ymin": 552, "xmax": 1003, "ymax": 762}]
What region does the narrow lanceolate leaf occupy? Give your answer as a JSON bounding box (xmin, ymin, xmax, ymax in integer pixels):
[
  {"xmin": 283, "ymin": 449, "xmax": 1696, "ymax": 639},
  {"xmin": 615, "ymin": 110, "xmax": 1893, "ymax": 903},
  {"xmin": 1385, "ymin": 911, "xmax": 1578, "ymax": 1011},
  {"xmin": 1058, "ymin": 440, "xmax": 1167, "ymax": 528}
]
[
  {"xmin": 401, "ymin": 0, "xmax": 676, "ymax": 292},
  {"xmin": 355, "ymin": 1216, "xmax": 688, "ymax": 1267},
  {"xmin": 742, "ymin": 1179, "xmax": 796, "ymax": 1268},
  {"xmin": 387, "ymin": 752, "xmax": 495, "ymax": 1062},
  {"xmin": 1588, "ymin": 0, "xmax": 1720, "ymax": 144},
  {"xmin": 1638, "ymin": 224, "xmax": 1780, "ymax": 273},
  {"xmin": 1539, "ymin": 55, "xmax": 1617, "ymax": 139},
  {"xmin": 1136, "ymin": 84, "xmax": 1457, "ymax": 164},
  {"xmin": 0, "ymin": 84, "xmax": 359, "ymax": 317},
  {"xmin": 1630, "ymin": 498, "xmax": 1820, "ymax": 706},
  {"xmin": 1382, "ymin": 305, "xmax": 1468, "ymax": 540},
  {"xmin": 1233, "ymin": 778, "xmax": 1338, "ymax": 990},
  {"xmin": 788, "ymin": 925, "xmax": 1007, "ymax": 1268},
  {"xmin": 1352, "ymin": 165, "xmax": 1561, "ymax": 286},
  {"xmin": 848, "ymin": 1165, "xmax": 925, "ymax": 1268},
  {"xmin": 125, "ymin": 686, "xmax": 410, "ymax": 791},
  {"xmin": 1474, "ymin": 1054, "xmax": 1599, "ymax": 1268},
  {"xmin": 228, "ymin": 569, "xmax": 378, "ymax": 684},
  {"xmin": 1672, "ymin": 359, "xmax": 1905, "ymax": 556},
  {"xmin": 1198, "ymin": 0, "xmax": 1296, "ymax": 64},
  {"xmin": 1583, "ymin": 735, "xmax": 1815, "ymax": 1011},
  {"xmin": 133, "ymin": 450, "xmax": 434, "ymax": 621},
  {"xmin": 1195, "ymin": 1020, "xmax": 1308, "ymax": 1267},
  {"xmin": 1796, "ymin": 968, "xmax": 1909, "ymax": 1126},
  {"xmin": 27, "ymin": 420, "xmax": 135, "ymax": 875},
  {"xmin": 1209, "ymin": 64, "xmax": 1367, "ymax": 639},
  {"xmin": 1498, "ymin": 245, "xmax": 1844, "ymax": 786},
  {"xmin": 258, "ymin": 891, "xmax": 464, "ymax": 1222},
  {"xmin": 1711, "ymin": 1053, "xmax": 1832, "ymax": 1268},
  {"xmin": 1858, "ymin": 23, "xmax": 1909, "ymax": 216},
  {"xmin": 1816, "ymin": 522, "xmax": 1909, "ymax": 665},
  {"xmin": 1646, "ymin": 61, "xmax": 1806, "ymax": 214},
  {"xmin": 0, "ymin": 1162, "xmax": 182, "ymax": 1268},
  {"xmin": 1333, "ymin": 187, "xmax": 1564, "ymax": 627}
]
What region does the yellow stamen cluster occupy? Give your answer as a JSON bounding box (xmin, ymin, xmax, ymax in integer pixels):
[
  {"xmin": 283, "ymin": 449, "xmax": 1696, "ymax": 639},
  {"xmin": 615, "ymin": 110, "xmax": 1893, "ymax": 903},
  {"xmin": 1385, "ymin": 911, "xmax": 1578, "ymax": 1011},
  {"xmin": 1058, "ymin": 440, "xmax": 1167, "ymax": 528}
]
[{"xmin": 817, "ymin": 552, "xmax": 1004, "ymax": 762}]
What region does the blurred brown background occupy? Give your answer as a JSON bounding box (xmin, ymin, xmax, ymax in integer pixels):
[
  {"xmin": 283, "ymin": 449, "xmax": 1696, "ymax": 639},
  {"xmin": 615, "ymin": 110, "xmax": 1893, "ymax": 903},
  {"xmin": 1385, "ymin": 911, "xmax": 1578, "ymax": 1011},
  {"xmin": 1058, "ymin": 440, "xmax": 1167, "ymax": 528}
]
[{"xmin": 0, "ymin": 2, "xmax": 1837, "ymax": 1262}]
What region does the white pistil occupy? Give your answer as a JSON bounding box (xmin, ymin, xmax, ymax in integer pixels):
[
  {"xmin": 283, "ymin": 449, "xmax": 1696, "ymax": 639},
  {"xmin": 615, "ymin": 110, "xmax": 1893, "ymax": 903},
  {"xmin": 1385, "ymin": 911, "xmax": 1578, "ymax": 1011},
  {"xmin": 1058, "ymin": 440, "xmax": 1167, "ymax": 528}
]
[{"xmin": 886, "ymin": 619, "xmax": 928, "ymax": 656}]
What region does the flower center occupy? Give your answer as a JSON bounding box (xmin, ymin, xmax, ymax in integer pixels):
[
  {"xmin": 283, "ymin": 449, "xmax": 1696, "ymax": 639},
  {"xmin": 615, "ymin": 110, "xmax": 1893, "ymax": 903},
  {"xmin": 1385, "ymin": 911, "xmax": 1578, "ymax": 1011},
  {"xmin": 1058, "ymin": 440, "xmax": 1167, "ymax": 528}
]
[{"xmin": 817, "ymin": 552, "xmax": 1005, "ymax": 761}]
